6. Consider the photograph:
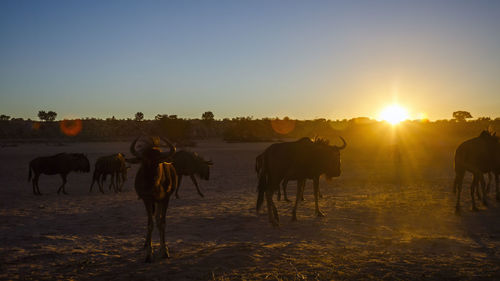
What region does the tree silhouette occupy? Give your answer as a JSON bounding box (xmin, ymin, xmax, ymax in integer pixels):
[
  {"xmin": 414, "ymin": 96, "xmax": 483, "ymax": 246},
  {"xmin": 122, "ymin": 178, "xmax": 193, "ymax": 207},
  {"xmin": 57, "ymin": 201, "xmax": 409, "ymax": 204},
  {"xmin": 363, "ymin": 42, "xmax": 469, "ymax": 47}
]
[
  {"xmin": 202, "ymin": 111, "xmax": 214, "ymax": 121},
  {"xmin": 452, "ymin": 111, "xmax": 472, "ymax": 122},
  {"xmin": 38, "ymin": 110, "xmax": 57, "ymax": 122},
  {"xmin": 0, "ymin": 114, "xmax": 10, "ymax": 121},
  {"xmin": 134, "ymin": 112, "xmax": 144, "ymax": 121}
]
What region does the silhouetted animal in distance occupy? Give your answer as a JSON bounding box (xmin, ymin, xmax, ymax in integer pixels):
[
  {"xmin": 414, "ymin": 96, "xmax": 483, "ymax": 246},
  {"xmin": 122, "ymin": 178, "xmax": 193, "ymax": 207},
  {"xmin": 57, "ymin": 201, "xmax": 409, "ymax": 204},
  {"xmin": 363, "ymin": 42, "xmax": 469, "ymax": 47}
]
[
  {"xmin": 453, "ymin": 130, "xmax": 498, "ymax": 213},
  {"xmin": 89, "ymin": 153, "xmax": 129, "ymax": 193},
  {"xmin": 256, "ymin": 136, "xmax": 346, "ymax": 226},
  {"xmin": 28, "ymin": 153, "xmax": 90, "ymax": 195},
  {"xmin": 172, "ymin": 150, "xmax": 213, "ymax": 199},
  {"xmin": 127, "ymin": 136, "xmax": 177, "ymax": 262}
]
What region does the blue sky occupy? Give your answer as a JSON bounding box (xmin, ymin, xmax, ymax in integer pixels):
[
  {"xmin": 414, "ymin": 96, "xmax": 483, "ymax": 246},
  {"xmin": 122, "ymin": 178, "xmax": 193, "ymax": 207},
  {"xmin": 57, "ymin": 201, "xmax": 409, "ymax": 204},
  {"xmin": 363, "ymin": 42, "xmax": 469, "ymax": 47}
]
[{"xmin": 1, "ymin": 0, "xmax": 499, "ymax": 120}]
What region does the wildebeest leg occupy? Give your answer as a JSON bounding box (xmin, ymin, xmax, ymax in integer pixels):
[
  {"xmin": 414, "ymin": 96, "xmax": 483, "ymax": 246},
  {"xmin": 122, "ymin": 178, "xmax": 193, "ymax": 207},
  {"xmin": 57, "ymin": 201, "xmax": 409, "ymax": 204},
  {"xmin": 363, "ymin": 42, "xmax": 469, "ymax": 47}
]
[
  {"xmin": 143, "ymin": 201, "xmax": 155, "ymax": 263},
  {"xmin": 98, "ymin": 174, "xmax": 105, "ymax": 194},
  {"xmin": 313, "ymin": 177, "xmax": 324, "ymax": 217},
  {"xmin": 57, "ymin": 174, "xmax": 68, "ymax": 195},
  {"xmin": 108, "ymin": 173, "xmax": 114, "ymax": 192},
  {"xmin": 265, "ymin": 189, "xmax": 279, "ymax": 227},
  {"xmin": 110, "ymin": 173, "xmax": 118, "ymax": 193},
  {"xmin": 190, "ymin": 175, "xmax": 205, "ymax": 198},
  {"xmin": 291, "ymin": 179, "xmax": 305, "ymax": 221},
  {"xmin": 495, "ymin": 173, "xmax": 500, "ymax": 201},
  {"xmin": 486, "ymin": 172, "xmax": 492, "ymax": 194},
  {"xmin": 470, "ymin": 175, "xmax": 479, "ymax": 211},
  {"xmin": 89, "ymin": 171, "xmax": 98, "ymax": 193},
  {"xmin": 281, "ymin": 179, "xmax": 291, "ymax": 202},
  {"xmin": 479, "ymin": 174, "xmax": 487, "ymax": 206},
  {"xmin": 454, "ymin": 170, "xmax": 465, "ymax": 214},
  {"xmin": 156, "ymin": 200, "xmax": 170, "ymax": 258},
  {"xmin": 33, "ymin": 173, "xmax": 42, "ymax": 195},
  {"xmin": 174, "ymin": 175, "xmax": 183, "ymax": 199}
]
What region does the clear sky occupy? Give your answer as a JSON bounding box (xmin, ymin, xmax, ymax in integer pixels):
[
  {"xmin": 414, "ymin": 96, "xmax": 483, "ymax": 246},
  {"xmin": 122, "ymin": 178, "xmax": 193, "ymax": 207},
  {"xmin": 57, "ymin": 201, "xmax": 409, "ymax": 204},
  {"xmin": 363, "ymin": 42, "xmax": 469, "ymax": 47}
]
[{"xmin": 1, "ymin": 0, "xmax": 499, "ymax": 121}]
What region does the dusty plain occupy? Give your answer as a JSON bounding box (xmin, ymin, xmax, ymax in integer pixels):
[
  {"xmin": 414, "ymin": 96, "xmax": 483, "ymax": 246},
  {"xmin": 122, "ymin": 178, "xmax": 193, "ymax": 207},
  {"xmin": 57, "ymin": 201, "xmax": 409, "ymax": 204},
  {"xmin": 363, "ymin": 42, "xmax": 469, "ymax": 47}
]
[{"xmin": 1, "ymin": 139, "xmax": 500, "ymax": 280}]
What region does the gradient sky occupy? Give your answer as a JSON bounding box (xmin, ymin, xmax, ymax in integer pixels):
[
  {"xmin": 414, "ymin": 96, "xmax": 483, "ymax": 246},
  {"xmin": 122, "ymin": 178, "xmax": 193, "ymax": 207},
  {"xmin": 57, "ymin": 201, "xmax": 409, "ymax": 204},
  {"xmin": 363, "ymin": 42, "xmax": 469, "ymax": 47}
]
[{"xmin": 1, "ymin": 0, "xmax": 499, "ymax": 121}]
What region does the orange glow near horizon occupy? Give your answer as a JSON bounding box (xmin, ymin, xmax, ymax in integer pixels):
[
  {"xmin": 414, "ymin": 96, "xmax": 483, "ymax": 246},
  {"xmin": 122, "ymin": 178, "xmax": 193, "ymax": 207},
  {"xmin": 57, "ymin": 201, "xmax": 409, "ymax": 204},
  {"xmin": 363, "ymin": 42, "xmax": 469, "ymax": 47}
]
[
  {"xmin": 60, "ymin": 119, "xmax": 83, "ymax": 136},
  {"xmin": 270, "ymin": 118, "xmax": 296, "ymax": 135},
  {"xmin": 379, "ymin": 104, "xmax": 409, "ymax": 125}
]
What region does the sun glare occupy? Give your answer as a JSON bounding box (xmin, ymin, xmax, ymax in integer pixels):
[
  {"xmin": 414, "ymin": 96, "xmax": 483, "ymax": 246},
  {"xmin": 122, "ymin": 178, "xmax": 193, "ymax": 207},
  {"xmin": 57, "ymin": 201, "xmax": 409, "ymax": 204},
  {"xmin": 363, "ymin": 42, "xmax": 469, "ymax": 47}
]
[{"xmin": 379, "ymin": 104, "xmax": 409, "ymax": 125}]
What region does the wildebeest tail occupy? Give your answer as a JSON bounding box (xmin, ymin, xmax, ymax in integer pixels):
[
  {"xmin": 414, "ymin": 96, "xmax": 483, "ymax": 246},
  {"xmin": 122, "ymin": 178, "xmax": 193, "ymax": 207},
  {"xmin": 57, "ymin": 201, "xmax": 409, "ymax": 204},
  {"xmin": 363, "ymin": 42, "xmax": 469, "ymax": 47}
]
[
  {"xmin": 28, "ymin": 162, "xmax": 33, "ymax": 182},
  {"xmin": 255, "ymin": 154, "xmax": 263, "ymax": 174},
  {"xmin": 256, "ymin": 173, "xmax": 267, "ymax": 212}
]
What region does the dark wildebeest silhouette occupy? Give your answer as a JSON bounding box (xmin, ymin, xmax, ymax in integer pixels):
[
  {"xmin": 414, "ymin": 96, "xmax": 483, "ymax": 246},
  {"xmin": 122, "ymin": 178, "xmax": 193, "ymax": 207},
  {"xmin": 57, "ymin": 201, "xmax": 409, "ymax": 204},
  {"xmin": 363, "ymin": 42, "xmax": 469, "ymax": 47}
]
[
  {"xmin": 89, "ymin": 153, "xmax": 129, "ymax": 193},
  {"xmin": 172, "ymin": 150, "xmax": 213, "ymax": 199},
  {"xmin": 127, "ymin": 136, "xmax": 178, "ymax": 262},
  {"xmin": 453, "ymin": 130, "xmax": 498, "ymax": 212},
  {"xmin": 28, "ymin": 153, "xmax": 90, "ymax": 195},
  {"xmin": 256, "ymin": 153, "xmax": 319, "ymax": 202},
  {"xmin": 486, "ymin": 141, "xmax": 500, "ymax": 201},
  {"xmin": 256, "ymin": 137, "xmax": 346, "ymax": 226}
]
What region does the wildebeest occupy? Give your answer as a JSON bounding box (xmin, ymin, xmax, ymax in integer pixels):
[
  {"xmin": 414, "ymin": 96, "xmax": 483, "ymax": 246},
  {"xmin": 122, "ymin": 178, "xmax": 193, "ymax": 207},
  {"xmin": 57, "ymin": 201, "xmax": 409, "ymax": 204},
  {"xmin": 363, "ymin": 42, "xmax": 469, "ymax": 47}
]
[
  {"xmin": 453, "ymin": 130, "xmax": 498, "ymax": 212},
  {"xmin": 28, "ymin": 153, "xmax": 90, "ymax": 195},
  {"xmin": 172, "ymin": 150, "xmax": 213, "ymax": 199},
  {"xmin": 127, "ymin": 136, "xmax": 178, "ymax": 262},
  {"xmin": 89, "ymin": 153, "xmax": 129, "ymax": 193},
  {"xmin": 256, "ymin": 153, "xmax": 319, "ymax": 202},
  {"xmin": 485, "ymin": 141, "xmax": 500, "ymax": 201},
  {"xmin": 256, "ymin": 136, "xmax": 346, "ymax": 226}
]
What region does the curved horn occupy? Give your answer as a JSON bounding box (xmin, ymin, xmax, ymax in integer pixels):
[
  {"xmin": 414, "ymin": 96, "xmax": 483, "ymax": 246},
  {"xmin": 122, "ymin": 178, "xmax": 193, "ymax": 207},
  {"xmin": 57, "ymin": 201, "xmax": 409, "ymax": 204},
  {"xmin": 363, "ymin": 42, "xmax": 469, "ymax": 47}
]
[
  {"xmin": 159, "ymin": 136, "xmax": 176, "ymax": 158},
  {"xmin": 130, "ymin": 136, "xmax": 140, "ymax": 157},
  {"xmin": 334, "ymin": 136, "xmax": 347, "ymax": 150}
]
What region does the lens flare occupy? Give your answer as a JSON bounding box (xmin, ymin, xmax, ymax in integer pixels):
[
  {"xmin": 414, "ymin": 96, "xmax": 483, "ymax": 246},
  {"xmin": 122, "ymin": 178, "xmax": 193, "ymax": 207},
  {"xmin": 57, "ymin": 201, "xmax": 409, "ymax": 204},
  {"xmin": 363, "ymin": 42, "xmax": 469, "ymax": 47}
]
[
  {"xmin": 270, "ymin": 118, "xmax": 295, "ymax": 135},
  {"xmin": 60, "ymin": 119, "xmax": 82, "ymax": 136},
  {"xmin": 379, "ymin": 105, "xmax": 409, "ymax": 125}
]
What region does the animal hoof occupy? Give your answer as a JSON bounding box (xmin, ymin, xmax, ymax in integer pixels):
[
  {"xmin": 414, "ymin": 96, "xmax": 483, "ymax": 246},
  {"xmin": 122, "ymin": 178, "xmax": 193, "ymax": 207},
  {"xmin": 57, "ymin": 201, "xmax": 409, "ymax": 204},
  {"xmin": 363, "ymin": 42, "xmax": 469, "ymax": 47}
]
[
  {"xmin": 291, "ymin": 216, "xmax": 297, "ymax": 222},
  {"xmin": 316, "ymin": 211, "xmax": 325, "ymax": 218},
  {"xmin": 454, "ymin": 207, "xmax": 461, "ymax": 215},
  {"xmin": 145, "ymin": 256, "xmax": 153, "ymax": 263},
  {"xmin": 472, "ymin": 206, "xmax": 479, "ymax": 212},
  {"xmin": 285, "ymin": 199, "xmax": 291, "ymax": 203}
]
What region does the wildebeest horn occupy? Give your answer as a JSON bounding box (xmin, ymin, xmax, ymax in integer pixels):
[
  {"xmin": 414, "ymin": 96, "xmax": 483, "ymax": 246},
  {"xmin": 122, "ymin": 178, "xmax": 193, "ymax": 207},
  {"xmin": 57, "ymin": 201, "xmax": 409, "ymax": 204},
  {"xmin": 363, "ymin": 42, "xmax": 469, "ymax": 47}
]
[
  {"xmin": 334, "ymin": 136, "xmax": 347, "ymax": 150},
  {"xmin": 130, "ymin": 136, "xmax": 140, "ymax": 157},
  {"xmin": 159, "ymin": 136, "xmax": 176, "ymax": 159}
]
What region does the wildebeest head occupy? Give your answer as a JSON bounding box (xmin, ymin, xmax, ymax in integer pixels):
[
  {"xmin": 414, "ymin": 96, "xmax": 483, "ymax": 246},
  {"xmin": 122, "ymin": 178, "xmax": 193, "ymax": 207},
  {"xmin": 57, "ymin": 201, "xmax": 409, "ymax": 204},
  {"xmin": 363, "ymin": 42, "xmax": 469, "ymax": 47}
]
[
  {"xmin": 313, "ymin": 136, "xmax": 346, "ymax": 179},
  {"xmin": 195, "ymin": 154, "xmax": 213, "ymax": 180},
  {"xmin": 71, "ymin": 153, "xmax": 91, "ymax": 173},
  {"xmin": 479, "ymin": 130, "xmax": 498, "ymax": 144},
  {"xmin": 128, "ymin": 136, "xmax": 176, "ymax": 169}
]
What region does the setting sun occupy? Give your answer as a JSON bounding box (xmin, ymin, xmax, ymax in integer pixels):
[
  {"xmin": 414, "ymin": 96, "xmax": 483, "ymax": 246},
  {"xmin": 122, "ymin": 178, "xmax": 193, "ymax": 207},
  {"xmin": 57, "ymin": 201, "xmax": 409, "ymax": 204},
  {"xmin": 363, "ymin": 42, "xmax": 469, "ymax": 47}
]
[{"xmin": 379, "ymin": 104, "xmax": 409, "ymax": 125}]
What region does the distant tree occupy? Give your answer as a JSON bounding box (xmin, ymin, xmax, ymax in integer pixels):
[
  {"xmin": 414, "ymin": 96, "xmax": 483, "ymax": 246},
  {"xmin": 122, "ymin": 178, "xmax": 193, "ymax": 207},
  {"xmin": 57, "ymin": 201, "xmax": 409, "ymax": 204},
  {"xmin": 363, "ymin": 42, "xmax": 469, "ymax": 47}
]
[
  {"xmin": 477, "ymin": 117, "xmax": 491, "ymax": 122},
  {"xmin": 0, "ymin": 114, "xmax": 10, "ymax": 121},
  {"xmin": 38, "ymin": 110, "xmax": 57, "ymax": 122},
  {"xmin": 46, "ymin": 111, "xmax": 57, "ymax": 121},
  {"xmin": 202, "ymin": 111, "xmax": 214, "ymax": 121},
  {"xmin": 135, "ymin": 112, "xmax": 144, "ymax": 121},
  {"xmin": 453, "ymin": 111, "xmax": 472, "ymax": 122},
  {"xmin": 38, "ymin": 111, "xmax": 46, "ymax": 121},
  {"xmin": 202, "ymin": 111, "xmax": 214, "ymax": 126}
]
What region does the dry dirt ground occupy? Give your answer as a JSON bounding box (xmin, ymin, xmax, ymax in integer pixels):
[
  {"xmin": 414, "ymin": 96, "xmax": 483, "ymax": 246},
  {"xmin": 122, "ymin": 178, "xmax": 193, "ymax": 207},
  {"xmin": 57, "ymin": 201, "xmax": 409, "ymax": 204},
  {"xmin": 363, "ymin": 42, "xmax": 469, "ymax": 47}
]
[{"xmin": 1, "ymin": 140, "xmax": 500, "ymax": 280}]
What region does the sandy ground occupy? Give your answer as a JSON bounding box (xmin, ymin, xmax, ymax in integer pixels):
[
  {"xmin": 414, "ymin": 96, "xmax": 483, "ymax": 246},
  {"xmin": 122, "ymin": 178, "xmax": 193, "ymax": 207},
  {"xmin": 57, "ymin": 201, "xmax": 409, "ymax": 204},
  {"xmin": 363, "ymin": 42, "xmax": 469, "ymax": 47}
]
[{"xmin": 1, "ymin": 140, "xmax": 500, "ymax": 280}]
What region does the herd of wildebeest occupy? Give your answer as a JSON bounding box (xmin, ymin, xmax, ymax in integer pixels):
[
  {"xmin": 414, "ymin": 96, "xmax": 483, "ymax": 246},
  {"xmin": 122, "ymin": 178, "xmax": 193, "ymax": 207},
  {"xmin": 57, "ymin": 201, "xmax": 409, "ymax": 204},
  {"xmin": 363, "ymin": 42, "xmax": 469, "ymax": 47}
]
[{"xmin": 25, "ymin": 130, "xmax": 500, "ymax": 262}]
